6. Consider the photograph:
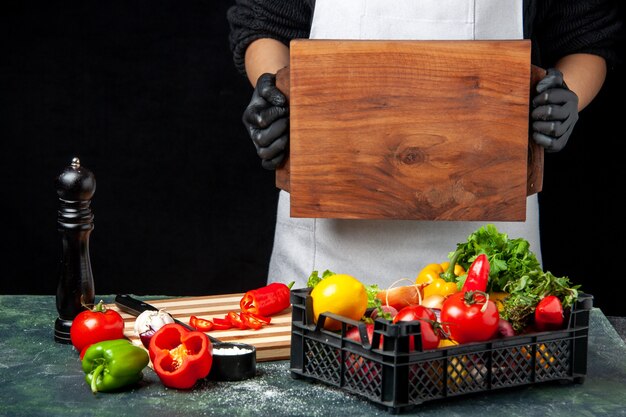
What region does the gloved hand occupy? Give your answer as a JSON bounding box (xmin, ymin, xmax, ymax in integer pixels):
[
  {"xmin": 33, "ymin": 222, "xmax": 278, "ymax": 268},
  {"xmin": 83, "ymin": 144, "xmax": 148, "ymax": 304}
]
[
  {"xmin": 242, "ymin": 73, "xmax": 289, "ymax": 170},
  {"xmin": 531, "ymin": 68, "xmax": 579, "ymax": 153}
]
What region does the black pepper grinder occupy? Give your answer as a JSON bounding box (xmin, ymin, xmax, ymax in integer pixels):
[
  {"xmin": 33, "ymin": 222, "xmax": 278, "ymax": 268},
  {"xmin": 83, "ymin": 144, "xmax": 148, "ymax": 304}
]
[{"xmin": 54, "ymin": 157, "xmax": 96, "ymax": 343}]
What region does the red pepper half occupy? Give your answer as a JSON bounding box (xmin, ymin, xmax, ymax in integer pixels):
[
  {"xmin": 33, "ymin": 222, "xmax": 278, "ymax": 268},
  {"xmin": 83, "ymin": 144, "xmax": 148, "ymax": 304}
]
[
  {"xmin": 240, "ymin": 282, "xmax": 293, "ymax": 317},
  {"xmin": 148, "ymin": 323, "xmax": 213, "ymax": 389},
  {"xmin": 461, "ymin": 254, "xmax": 490, "ymax": 293}
]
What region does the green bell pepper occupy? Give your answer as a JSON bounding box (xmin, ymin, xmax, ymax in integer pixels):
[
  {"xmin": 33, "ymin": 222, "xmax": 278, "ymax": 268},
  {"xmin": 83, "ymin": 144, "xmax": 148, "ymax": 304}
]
[{"xmin": 81, "ymin": 339, "xmax": 149, "ymax": 393}]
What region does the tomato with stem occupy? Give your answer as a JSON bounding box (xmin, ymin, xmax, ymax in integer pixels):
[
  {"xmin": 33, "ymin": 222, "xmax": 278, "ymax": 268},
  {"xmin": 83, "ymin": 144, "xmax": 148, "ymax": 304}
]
[
  {"xmin": 392, "ymin": 305, "xmax": 442, "ymax": 350},
  {"xmin": 440, "ymin": 291, "xmax": 499, "ymax": 344}
]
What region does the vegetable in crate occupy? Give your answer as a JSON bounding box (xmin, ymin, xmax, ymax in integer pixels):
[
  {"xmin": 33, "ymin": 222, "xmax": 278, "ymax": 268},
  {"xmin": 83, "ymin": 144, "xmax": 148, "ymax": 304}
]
[
  {"xmin": 450, "ymin": 224, "xmax": 579, "ymax": 333},
  {"xmin": 416, "ymin": 260, "xmax": 465, "ymax": 285},
  {"xmin": 375, "ymin": 280, "xmax": 422, "ymax": 310},
  {"xmin": 440, "ymin": 291, "xmax": 500, "ymax": 344},
  {"xmin": 461, "ymin": 253, "xmax": 490, "ymax": 292},
  {"xmin": 81, "ymin": 339, "xmax": 149, "ymax": 393},
  {"xmin": 534, "ymin": 295, "xmax": 564, "ymax": 331},
  {"xmin": 393, "ymin": 305, "xmax": 442, "ymax": 350},
  {"xmin": 149, "ymin": 323, "xmax": 213, "ymax": 389},
  {"xmin": 309, "ymin": 273, "xmax": 368, "ymax": 331}
]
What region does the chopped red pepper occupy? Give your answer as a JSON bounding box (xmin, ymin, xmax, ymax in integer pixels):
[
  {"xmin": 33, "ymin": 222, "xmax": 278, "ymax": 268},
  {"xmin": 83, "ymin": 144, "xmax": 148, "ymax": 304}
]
[
  {"xmin": 240, "ymin": 282, "xmax": 293, "ymax": 317},
  {"xmin": 211, "ymin": 317, "xmax": 233, "ymax": 330},
  {"xmin": 461, "ymin": 254, "xmax": 490, "ymax": 293},
  {"xmin": 189, "ymin": 315, "xmax": 214, "ymax": 332},
  {"xmin": 243, "ymin": 312, "xmax": 271, "ymax": 325},
  {"xmin": 148, "ymin": 323, "xmax": 213, "ymax": 389},
  {"xmin": 227, "ymin": 311, "xmax": 247, "ymax": 330},
  {"xmin": 241, "ymin": 312, "xmax": 267, "ymax": 330}
]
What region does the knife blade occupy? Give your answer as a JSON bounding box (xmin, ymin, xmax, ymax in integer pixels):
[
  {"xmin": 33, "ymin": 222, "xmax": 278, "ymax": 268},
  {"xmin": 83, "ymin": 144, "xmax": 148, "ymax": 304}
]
[{"xmin": 114, "ymin": 294, "xmax": 218, "ymax": 343}]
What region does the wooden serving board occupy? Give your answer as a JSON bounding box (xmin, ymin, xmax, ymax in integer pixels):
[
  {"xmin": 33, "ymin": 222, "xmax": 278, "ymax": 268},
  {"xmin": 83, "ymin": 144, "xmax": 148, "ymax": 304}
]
[
  {"xmin": 107, "ymin": 294, "xmax": 292, "ymax": 362},
  {"xmin": 276, "ymin": 39, "xmax": 536, "ymax": 221}
]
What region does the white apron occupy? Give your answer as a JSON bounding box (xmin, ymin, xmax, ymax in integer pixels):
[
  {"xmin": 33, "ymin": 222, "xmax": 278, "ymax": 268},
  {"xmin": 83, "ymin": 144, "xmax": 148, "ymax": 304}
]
[{"xmin": 268, "ymin": 0, "xmax": 540, "ymax": 288}]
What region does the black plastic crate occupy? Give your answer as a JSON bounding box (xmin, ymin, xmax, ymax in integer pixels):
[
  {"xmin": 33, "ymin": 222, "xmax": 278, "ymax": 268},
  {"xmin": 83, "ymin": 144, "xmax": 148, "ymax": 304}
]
[{"xmin": 289, "ymin": 288, "xmax": 592, "ymax": 414}]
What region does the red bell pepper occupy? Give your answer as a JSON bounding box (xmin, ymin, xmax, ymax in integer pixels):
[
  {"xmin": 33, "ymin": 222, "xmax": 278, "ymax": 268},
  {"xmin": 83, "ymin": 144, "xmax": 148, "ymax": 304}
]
[
  {"xmin": 148, "ymin": 323, "xmax": 213, "ymax": 389},
  {"xmin": 534, "ymin": 295, "xmax": 564, "ymax": 331},
  {"xmin": 461, "ymin": 253, "xmax": 490, "ymax": 293},
  {"xmin": 240, "ymin": 282, "xmax": 293, "ymax": 317}
]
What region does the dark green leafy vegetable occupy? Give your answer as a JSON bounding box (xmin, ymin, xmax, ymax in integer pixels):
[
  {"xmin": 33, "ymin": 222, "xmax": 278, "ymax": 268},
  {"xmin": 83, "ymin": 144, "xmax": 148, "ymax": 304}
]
[
  {"xmin": 451, "ymin": 224, "xmax": 541, "ymax": 292},
  {"xmin": 450, "ymin": 224, "xmax": 580, "ymax": 332}
]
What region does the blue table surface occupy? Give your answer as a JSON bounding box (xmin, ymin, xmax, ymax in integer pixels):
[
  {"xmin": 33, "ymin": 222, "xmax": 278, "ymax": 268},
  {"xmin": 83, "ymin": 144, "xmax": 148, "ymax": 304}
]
[{"xmin": 1, "ymin": 294, "xmax": 625, "ymax": 417}]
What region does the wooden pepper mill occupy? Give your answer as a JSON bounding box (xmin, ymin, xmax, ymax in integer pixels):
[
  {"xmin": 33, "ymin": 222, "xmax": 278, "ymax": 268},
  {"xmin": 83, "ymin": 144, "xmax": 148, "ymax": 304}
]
[{"xmin": 54, "ymin": 157, "xmax": 96, "ymax": 343}]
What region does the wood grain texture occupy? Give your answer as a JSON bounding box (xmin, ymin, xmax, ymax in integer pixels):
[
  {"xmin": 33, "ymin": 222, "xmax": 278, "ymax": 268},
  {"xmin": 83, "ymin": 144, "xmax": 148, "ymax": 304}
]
[
  {"xmin": 107, "ymin": 294, "xmax": 292, "ymax": 362},
  {"xmin": 280, "ymin": 40, "xmax": 535, "ymax": 220}
]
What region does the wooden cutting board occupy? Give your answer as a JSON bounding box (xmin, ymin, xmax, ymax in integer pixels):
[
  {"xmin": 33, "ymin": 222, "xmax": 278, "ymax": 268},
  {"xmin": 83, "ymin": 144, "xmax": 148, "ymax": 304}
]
[
  {"xmin": 276, "ymin": 39, "xmax": 536, "ymax": 221},
  {"xmin": 107, "ymin": 294, "xmax": 292, "ymax": 362}
]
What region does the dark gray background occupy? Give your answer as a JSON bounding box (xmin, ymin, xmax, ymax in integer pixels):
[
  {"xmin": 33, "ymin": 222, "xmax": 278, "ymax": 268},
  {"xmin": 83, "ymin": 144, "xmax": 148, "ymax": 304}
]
[{"xmin": 1, "ymin": 1, "xmax": 624, "ymax": 316}]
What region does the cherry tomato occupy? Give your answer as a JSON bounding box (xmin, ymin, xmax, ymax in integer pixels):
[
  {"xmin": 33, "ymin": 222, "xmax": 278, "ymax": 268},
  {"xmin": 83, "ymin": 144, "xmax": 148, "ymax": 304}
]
[
  {"xmin": 440, "ymin": 291, "xmax": 499, "ymax": 344},
  {"xmin": 392, "ymin": 305, "xmax": 441, "ymax": 350},
  {"xmin": 70, "ymin": 300, "xmax": 125, "ymax": 356}
]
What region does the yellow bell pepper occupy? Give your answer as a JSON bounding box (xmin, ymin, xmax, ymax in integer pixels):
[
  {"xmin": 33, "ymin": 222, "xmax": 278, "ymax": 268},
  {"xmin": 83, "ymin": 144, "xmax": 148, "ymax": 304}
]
[
  {"xmin": 416, "ymin": 259, "xmax": 466, "ymax": 285},
  {"xmin": 423, "ymin": 278, "xmax": 459, "ymax": 298},
  {"xmin": 489, "ymin": 291, "xmax": 510, "ymax": 313},
  {"xmin": 439, "ymin": 262, "xmax": 466, "ymax": 277},
  {"xmin": 416, "ymin": 263, "xmax": 445, "ymax": 285}
]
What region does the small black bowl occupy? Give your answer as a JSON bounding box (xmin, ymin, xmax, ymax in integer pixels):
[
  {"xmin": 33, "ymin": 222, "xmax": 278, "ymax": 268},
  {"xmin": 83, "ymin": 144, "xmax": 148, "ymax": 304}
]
[{"xmin": 208, "ymin": 342, "xmax": 257, "ymax": 381}]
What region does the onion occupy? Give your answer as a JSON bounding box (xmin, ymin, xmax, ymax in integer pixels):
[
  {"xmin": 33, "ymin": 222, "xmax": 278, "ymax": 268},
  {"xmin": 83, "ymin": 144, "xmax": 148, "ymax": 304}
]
[
  {"xmin": 134, "ymin": 309, "xmax": 175, "ymax": 348},
  {"xmin": 421, "ymin": 294, "xmax": 445, "ymax": 310},
  {"xmin": 497, "ymin": 318, "xmax": 515, "ymax": 338}
]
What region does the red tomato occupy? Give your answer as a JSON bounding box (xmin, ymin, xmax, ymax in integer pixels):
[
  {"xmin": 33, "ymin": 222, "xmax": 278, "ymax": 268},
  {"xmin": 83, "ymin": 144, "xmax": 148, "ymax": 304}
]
[
  {"xmin": 345, "ymin": 323, "xmax": 383, "ymax": 348},
  {"xmin": 392, "ymin": 305, "xmax": 441, "ymax": 350},
  {"xmin": 70, "ymin": 301, "xmax": 125, "ymax": 355},
  {"xmin": 440, "ymin": 291, "xmax": 499, "ymax": 344}
]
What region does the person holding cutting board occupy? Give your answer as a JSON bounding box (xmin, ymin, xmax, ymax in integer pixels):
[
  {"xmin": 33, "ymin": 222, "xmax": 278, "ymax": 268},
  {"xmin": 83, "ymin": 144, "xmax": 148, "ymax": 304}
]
[{"xmin": 227, "ymin": 0, "xmax": 622, "ymax": 288}]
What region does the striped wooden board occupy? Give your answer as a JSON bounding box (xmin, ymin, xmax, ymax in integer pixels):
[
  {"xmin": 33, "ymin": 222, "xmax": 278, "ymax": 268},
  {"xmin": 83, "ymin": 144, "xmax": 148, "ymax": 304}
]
[{"xmin": 106, "ymin": 293, "xmax": 292, "ymax": 362}]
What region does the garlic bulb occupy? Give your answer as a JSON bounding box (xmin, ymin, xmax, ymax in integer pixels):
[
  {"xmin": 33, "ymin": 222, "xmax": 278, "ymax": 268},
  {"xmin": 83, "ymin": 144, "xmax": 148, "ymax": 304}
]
[{"xmin": 134, "ymin": 309, "xmax": 175, "ymax": 336}]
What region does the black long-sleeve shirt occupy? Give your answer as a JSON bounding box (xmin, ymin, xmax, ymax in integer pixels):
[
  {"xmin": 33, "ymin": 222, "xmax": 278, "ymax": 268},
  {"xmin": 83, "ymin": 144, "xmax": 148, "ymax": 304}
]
[{"xmin": 227, "ymin": 0, "xmax": 623, "ymax": 77}]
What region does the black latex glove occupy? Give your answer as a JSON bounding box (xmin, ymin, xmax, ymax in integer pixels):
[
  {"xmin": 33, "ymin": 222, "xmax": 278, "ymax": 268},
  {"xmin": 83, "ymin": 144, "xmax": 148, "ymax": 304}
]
[
  {"xmin": 242, "ymin": 73, "xmax": 289, "ymax": 170},
  {"xmin": 531, "ymin": 68, "xmax": 579, "ymax": 153}
]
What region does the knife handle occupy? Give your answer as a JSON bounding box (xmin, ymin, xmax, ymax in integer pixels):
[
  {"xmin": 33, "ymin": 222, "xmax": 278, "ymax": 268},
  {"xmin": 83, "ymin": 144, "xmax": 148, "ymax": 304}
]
[{"xmin": 115, "ymin": 294, "xmax": 159, "ymax": 316}]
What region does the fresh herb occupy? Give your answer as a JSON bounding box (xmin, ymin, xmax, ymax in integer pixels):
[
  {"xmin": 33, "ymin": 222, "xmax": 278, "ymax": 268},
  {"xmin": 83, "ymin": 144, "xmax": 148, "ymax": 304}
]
[
  {"xmin": 306, "ymin": 269, "xmax": 335, "ymax": 288},
  {"xmin": 451, "ymin": 224, "xmax": 541, "ymax": 292},
  {"xmin": 451, "ymin": 224, "xmax": 580, "ymax": 332},
  {"xmin": 501, "ymin": 270, "xmax": 579, "ymax": 332}
]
